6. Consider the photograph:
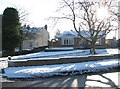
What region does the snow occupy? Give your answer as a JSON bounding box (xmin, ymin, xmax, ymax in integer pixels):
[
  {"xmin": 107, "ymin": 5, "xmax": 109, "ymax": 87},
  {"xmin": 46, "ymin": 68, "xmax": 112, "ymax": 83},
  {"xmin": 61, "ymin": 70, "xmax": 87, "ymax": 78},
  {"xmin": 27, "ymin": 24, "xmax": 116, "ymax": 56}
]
[
  {"xmin": 15, "ymin": 49, "xmax": 33, "ymax": 52},
  {"xmin": 1, "ymin": 48, "xmax": 119, "ymax": 78},
  {"xmin": 0, "ymin": 60, "xmax": 8, "ymax": 73},
  {"xmin": 57, "ymin": 30, "xmax": 106, "ymax": 38},
  {"xmin": 15, "ymin": 49, "xmax": 19, "ymax": 52},
  {"xmin": 9, "ymin": 58, "xmax": 60, "ymax": 62},
  {"xmin": 46, "ymin": 47, "xmax": 74, "ymax": 50},
  {"xmin": 86, "ymin": 72, "xmax": 119, "ymax": 87},
  {"xmin": 21, "ymin": 27, "xmax": 43, "ymax": 34},
  {"xmin": 3, "ymin": 59, "xmax": 120, "ymax": 78},
  {"xmin": 0, "ymin": 49, "xmax": 118, "ymax": 61},
  {"xmin": 9, "ymin": 60, "xmax": 28, "ymax": 62},
  {"xmin": 6, "ymin": 50, "xmax": 84, "ymax": 60},
  {"xmin": 57, "ymin": 31, "xmax": 78, "ymax": 38}
]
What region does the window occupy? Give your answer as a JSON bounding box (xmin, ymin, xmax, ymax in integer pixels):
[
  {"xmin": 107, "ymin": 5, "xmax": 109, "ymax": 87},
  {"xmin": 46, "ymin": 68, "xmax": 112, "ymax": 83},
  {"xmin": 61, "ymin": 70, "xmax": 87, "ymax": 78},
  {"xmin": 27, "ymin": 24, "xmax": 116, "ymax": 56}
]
[
  {"xmin": 88, "ymin": 42, "xmax": 91, "ymax": 45},
  {"xmin": 36, "ymin": 42, "xmax": 39, "ymax": 46},
  {"xmin": 30, "ymin": 42, "xmax": 33, "ymax": 47},
  {"xmin": 69, "ymin": 38, "xmax": 74, "ymax": 45},
  {"xmin": 96, "ymin": 39, "xmax": 101, "ymax": 45},
  {"xmin": 64, "ymin": 38, "xmax": 68, "ymax": 45},
  {"xmin": 62, "ymin": 38, "xmax": 74, "ymax": 45}
]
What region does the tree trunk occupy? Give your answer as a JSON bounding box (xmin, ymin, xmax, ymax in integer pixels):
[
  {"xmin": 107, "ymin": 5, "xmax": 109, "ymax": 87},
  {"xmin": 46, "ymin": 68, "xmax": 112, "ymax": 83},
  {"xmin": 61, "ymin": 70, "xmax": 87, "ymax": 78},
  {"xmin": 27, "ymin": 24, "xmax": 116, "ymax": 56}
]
[
  {"xmin": 90, "ymin": 42, "xmax": 96, "ymax": 54},
  {"xmin": 19, "ymin": 44, "xmax": 22, "ymax": 51},
  {"xmin": 19, "ymin": 41, "xmax": 23, "ymax": 51}
]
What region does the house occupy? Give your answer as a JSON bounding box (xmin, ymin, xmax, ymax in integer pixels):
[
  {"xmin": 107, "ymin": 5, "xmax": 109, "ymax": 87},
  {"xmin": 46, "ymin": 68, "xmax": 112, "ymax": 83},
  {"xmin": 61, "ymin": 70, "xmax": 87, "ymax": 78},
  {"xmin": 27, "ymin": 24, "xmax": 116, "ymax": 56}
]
[
  {"xmin": 22, "ymin": 26, "xmax": 49, "ymax": 50},
  {"xmin": 79, "ymin": 30, "xmax": 106, "ymax": 48},
  {"xmin": 56, "ymin": 31, "xmax": 81, "ymax": 47},
  {"xmin": 54, "ymin": 30, "xmax": 106, "ymax": 48}
]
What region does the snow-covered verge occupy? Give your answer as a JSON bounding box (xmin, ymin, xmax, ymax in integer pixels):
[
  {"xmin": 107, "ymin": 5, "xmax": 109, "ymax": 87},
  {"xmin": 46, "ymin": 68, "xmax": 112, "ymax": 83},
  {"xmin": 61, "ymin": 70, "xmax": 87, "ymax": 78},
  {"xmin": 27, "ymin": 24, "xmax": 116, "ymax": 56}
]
[
  {"xmin": 0, "ymin": 50, "xmax": 85, "ymax": 60},
  {"xmin": 3, "ymin": 59, "xmax": 120, "ymax": 79},
  {"xmin": 0, "ymin": 60, "xmax": 8, "ymax": 73},
  {"xmin": 45, "ymin": 47, "xmax": 74, "ymax": 50},
  {"xmin": 0, "ymin": 49, "xmax": 119, "ymax": 61}
]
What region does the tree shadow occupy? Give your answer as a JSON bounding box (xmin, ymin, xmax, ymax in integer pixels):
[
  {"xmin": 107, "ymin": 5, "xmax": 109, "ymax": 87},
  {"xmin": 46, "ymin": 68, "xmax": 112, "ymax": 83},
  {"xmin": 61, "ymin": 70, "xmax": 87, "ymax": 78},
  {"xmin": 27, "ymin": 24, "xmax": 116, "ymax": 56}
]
[
  {"xmin": 86, "ymin": 71, "xmax": 119, "ymax": 89},
  {"xmin": 2, "ymin": 69, "xmax": 119, "ymax": 89}
]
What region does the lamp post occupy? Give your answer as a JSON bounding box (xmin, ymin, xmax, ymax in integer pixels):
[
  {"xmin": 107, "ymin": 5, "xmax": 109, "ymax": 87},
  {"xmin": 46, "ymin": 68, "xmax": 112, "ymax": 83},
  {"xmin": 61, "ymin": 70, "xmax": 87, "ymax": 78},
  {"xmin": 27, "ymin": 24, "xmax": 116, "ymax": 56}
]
[
  {"xmin": 118, "ymin": 14, "xmax": 120, "ymax": 40},
  {"xmin": 118, "ymin": 2, "xmax": 120, "ymax": 40}
]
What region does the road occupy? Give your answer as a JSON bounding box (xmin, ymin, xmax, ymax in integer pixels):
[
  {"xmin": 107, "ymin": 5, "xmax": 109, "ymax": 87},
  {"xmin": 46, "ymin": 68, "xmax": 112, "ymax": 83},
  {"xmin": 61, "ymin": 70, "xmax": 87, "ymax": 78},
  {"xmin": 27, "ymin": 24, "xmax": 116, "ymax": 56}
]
[{"xmin": 1, "ymin": 70, "xmax": 120, "ymax": 89}]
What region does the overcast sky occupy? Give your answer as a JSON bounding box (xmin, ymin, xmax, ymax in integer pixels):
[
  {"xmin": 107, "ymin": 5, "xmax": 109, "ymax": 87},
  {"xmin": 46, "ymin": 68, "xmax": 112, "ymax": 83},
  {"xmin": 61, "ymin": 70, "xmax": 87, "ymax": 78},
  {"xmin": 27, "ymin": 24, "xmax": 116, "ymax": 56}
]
[{"xmin": 0, "ymin": 0, "xmax": 118, "ymax": 40}]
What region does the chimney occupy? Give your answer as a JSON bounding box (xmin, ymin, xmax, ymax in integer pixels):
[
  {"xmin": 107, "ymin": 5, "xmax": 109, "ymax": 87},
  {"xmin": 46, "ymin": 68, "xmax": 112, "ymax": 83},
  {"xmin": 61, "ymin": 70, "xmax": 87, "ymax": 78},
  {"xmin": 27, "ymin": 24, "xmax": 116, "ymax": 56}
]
[{"xmin": 44, "ymin": 25, "xmax": 47, "ymax": 30}]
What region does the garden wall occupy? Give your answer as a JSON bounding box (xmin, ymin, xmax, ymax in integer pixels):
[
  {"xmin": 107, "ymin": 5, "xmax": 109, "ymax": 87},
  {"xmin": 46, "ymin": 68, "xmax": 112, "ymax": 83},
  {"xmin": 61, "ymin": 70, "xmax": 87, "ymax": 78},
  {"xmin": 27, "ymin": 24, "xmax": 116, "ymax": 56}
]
[{"xmin": 8, "ymin": 54, "xmax": 120, "ymax": 67}]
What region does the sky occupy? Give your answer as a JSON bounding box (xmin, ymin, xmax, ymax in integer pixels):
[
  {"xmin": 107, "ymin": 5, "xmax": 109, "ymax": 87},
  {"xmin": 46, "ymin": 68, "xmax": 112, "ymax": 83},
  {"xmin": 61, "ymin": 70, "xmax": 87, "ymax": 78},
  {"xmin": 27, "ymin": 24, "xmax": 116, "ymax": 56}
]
[
  {"xmin": 0, "ymin": 0, "xmax": 74, "ymax": 39},
  {"xmin": 0, "ymin": 0, "xmax": 118, "ymax": 40}
]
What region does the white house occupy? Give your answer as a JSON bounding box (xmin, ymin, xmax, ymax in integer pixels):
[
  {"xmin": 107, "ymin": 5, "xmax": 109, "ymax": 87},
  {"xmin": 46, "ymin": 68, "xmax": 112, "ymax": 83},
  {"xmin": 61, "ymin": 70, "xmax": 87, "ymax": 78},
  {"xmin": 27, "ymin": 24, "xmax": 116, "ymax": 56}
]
[{"xmin": 22, "ymin": 26, "xmax": 49, "ymax": 49}]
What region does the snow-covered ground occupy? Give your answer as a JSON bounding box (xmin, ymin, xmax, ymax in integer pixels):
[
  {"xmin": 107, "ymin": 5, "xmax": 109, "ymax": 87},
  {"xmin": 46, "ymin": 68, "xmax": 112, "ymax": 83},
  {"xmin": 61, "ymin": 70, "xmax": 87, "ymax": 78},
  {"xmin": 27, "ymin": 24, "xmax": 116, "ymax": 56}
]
[
  {"xmin": 3, "ymin": 58, "xmax": 120, "ymax": 78},
  {"xmin": 86, "ymin": 72, "xmax": 120, "ymax": 88},
  {"xmin": 0, "ymin": 48, "xmax": 119, "ymax": 61},
  {"xmin": 0, "ymin": 50, "xmax": 84, "ymax": 60},
  {"xmin": 46, "ymin": 47, "xmax": 74, "ymax": 50},
  {"xmin": 0, "ymin": 48, "xmax": 119, "ymax": 78}
]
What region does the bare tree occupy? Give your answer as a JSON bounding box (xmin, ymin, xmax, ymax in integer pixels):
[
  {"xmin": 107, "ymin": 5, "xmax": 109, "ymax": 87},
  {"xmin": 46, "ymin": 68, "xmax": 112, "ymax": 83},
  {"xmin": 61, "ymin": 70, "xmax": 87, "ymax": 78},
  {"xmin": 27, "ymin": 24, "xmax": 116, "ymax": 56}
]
[
  {"xmin": 54, "ymin": 29, "xmax": 61, "ymax": 38},
  {"xmin": 16, "ymin": 7, "xmax": 30, "ymax": 26},
  {"xmin": 19, "ymin": 26, "xmax": 42, "ymax": 50},
  {"xmin": 15, "ymin": 7, "xmax": 30, "ymax": 51},
  {"xmin": 51, "ymin": 0, "xmax": 118, "ymax": 54}
]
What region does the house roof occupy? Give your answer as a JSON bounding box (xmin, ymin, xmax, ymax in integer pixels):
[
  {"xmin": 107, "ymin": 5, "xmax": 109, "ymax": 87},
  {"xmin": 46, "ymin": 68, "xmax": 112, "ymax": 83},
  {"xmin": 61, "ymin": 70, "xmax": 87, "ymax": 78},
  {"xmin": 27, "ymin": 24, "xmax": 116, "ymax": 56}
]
[
  {"xmin": 57, "ymin": 31, "xmax": 79, "ymax": 38},
  {"xmin": 57, "ymin": 30, "xmax": 106, "ymax": 38},
  {"xmin": 21, "ymin": 27, "xmax": 44, "ymax": 34},
  {"xmin": 80, "ymin": 30, "xmax": 106, "ymax": 38}
]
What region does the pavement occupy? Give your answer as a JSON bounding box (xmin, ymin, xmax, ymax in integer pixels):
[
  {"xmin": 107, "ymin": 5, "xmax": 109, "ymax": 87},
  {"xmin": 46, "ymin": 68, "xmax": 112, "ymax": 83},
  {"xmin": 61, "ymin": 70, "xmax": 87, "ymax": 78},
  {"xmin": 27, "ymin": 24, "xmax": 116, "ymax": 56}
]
[{"xmin": 1, "ymin": 70, "xmax": 120, "ymax": 89}]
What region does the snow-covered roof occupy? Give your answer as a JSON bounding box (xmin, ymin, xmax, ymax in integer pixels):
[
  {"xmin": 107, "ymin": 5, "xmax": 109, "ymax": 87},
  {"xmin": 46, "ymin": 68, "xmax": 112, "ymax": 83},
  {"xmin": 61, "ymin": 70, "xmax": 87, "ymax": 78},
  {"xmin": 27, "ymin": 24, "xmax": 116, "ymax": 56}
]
[
  {"xmin": 79, "ymin": 30, "xmax": 106, "ymax": 38},
  {"xmin": 57, "ymin": 31, "xmax": 79, "ymax": 38},
  {"xmin": 21, "ymin": 27, "xmax": 44, "ymax": 34},
  {"xmin": 57, "ymin": 30, "xmax": 106, "ymax": 38}
]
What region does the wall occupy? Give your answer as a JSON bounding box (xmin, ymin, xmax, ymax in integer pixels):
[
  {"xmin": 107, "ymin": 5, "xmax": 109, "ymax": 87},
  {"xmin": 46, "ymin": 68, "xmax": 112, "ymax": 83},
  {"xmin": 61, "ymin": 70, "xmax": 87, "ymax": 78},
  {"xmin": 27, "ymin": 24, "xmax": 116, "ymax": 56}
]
[
  {"xmin": 51, "ymin": 37, "xmax": 81, "ymax": 47},
  {"xmin": 8, "ymin": 54, "xmax": 119, "ymax": 67},
  {"xmin": 74, "ymin": 38, "xmax": 81, "ymax": 47},
  {"xmin": 38, "ymin": 28, "xmax": 49, "ymax": 47},
  {"xmin": 106, "ymin": 38, "xmax": 117, "ymax": 48},
  {"xmin": 22, "ymin": 28, "xmax": 49, "ymax": 49},
  {"xmin": 22, "ymin": 40, "xmax": 35, "ymax": 49},
  {"xmin": 81, "ymin": 37, "xmax": 106, "ymax": 48}
]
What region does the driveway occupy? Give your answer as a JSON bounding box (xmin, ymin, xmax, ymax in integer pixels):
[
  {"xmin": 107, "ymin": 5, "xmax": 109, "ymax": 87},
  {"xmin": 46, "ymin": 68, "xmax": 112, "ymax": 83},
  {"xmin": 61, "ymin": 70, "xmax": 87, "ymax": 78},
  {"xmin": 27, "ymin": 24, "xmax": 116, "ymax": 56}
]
[{"xmin": 1, "ymin": 70, "xmax": 120, "ymax": 89}]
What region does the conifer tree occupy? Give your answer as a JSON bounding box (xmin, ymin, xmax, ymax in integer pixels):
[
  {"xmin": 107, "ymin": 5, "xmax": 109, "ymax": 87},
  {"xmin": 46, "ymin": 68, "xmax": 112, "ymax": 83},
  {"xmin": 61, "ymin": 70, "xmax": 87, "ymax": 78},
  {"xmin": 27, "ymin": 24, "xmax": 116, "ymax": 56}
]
[{"xmin": 2, "ymin": 7, "xmax": 21, "ymax": 53}]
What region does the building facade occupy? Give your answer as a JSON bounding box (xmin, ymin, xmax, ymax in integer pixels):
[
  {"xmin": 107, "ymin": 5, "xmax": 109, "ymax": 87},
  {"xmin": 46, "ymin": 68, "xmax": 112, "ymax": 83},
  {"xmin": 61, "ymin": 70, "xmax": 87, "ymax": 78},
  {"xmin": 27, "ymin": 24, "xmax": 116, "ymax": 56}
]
[
  {"xmin": 106, "ymin": 37, "xmax": 117, "ymax": 48},
  {"xmin": 56, "ymin": 31, "xmax": 81, "ymax": 47},
  {"xmin": 22, "ymin": 26, "xmax": 49, "ymax": 49},
  {"xmin": 53, "ymin": 30, "xmax": 106, "ymax": 48}
]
